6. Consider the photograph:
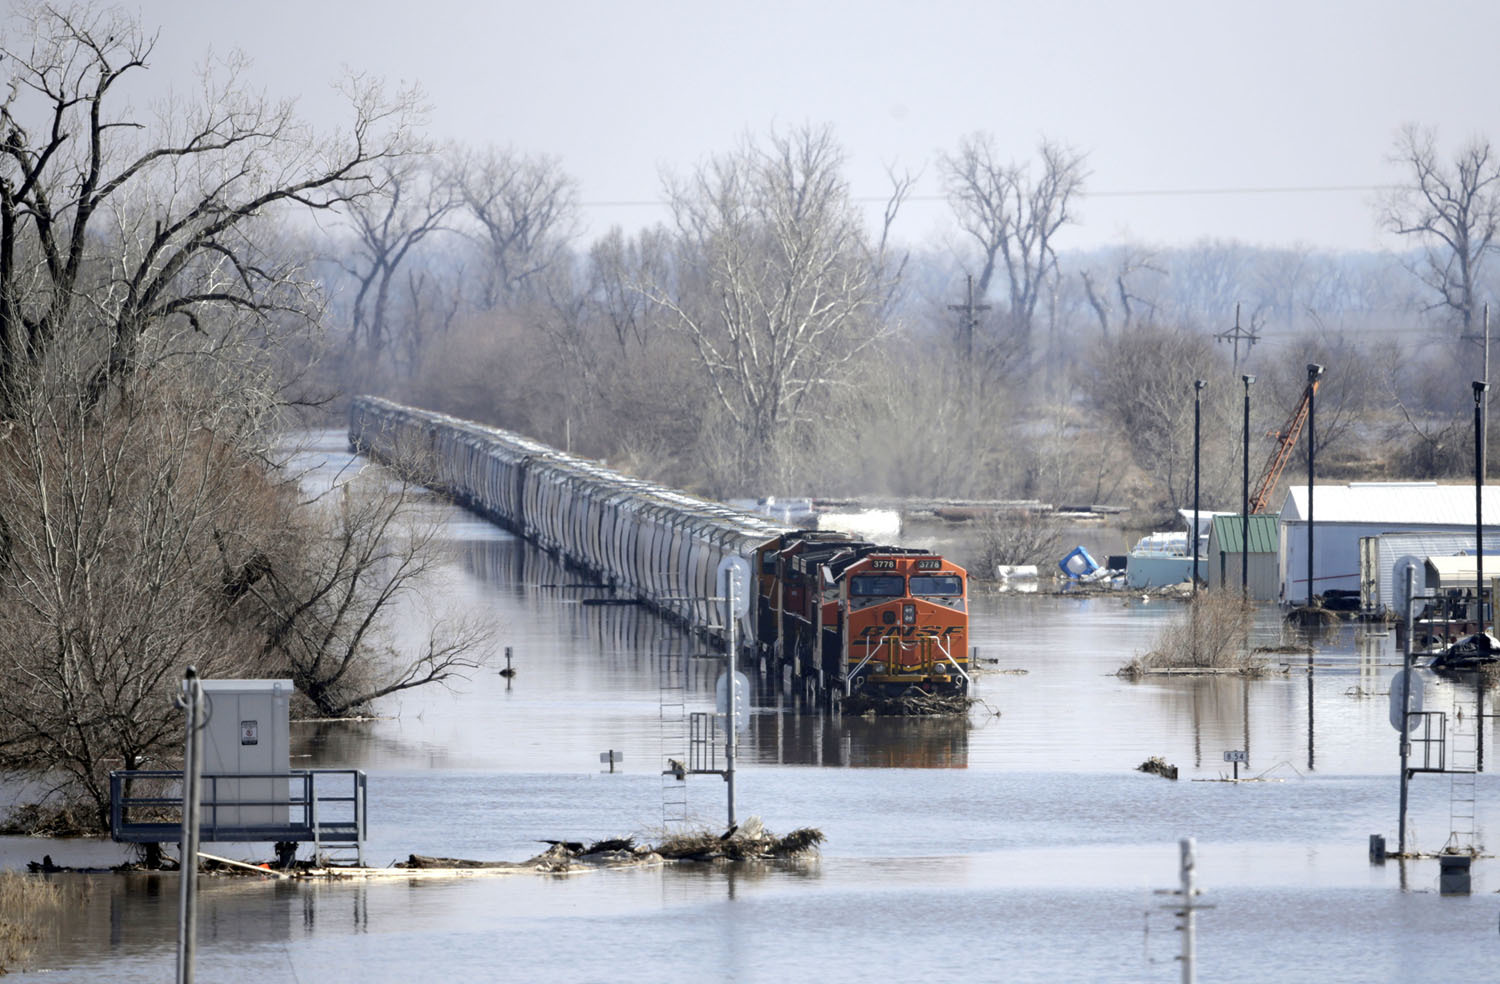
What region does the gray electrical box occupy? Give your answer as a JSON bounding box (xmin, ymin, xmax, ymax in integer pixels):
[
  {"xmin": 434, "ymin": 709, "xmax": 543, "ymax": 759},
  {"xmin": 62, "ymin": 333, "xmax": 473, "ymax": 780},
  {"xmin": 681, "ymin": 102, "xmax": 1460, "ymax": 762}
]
[{"xmin": 200, "ymin": 679, "xmax": 292, "ymax": 828}]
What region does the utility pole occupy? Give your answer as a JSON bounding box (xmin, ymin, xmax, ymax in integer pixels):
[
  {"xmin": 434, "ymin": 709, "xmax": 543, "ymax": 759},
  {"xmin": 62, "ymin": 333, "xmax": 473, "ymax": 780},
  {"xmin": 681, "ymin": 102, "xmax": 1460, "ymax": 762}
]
[
  {"xmin": 947, "ymin": 273, "xmax": 991, "ymax": 371},
  {"xmin": 1461, "ymin": 305, "xmax": 1490, "ymax": 479},
  {"xmin": 176, "ymin": 667, "xmax": 204, "ymax": 984},
  {"xmin": 725, "ymin": 576, "xmax": 737, "ymax": 829},
  {"xmin": 1478, "ymin": 380, "xmax": 1490, "ymax": 637},
  {"xmin": 1399, "ymin": 564, "xmax": 1415, "ymax": 857},
  {"xmin": 1193, "ymin": 380, "xmax": 1206, "ymax": 593},
  {"xmin": 1242, "ymin": 374, "xmax": 1255, "ymax": 596},
  {"xmin": 1306, "ymin": 363, "xmax": 1325, "ymax": 608},
  {"xmin": 1180, "ymin": 839, "xmax": 1198, "ymax": 984},
  {"xmin": 949, "ymin": 275, "xmax": 991, "ymax": 480},
  {"xmin": 1157, "ymin": 837, "xmax": 1212, "ymax": 984},
  {"xmin": 1216, "ymin": 302, "xmax": 1261, "ymax": 374}
]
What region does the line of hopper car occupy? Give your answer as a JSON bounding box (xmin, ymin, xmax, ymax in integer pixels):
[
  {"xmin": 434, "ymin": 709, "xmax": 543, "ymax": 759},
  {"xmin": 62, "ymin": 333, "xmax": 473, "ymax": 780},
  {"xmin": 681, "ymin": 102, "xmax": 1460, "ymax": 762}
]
[{"xmin": 349, "ymin": 396, "xmax": 971, "ymax": 701}]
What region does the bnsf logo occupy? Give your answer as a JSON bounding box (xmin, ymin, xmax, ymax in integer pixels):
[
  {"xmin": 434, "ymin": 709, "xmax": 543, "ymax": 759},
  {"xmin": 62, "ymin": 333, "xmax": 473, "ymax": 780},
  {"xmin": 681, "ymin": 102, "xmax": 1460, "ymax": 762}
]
[{"xmin": 858, "ymin": 626, "xmax": 964, "ymax": 639}]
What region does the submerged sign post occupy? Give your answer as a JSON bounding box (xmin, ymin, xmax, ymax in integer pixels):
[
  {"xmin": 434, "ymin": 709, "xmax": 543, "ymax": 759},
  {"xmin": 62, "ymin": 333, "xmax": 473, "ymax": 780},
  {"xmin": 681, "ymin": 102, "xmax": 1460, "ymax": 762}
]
[
  {"xmin": 716, "ymin": 556, "xmax": 751, "ymax": 828},
  {"xmin": 1223, "ymin": 749, "xmax": 1247, "ymax": 780}
]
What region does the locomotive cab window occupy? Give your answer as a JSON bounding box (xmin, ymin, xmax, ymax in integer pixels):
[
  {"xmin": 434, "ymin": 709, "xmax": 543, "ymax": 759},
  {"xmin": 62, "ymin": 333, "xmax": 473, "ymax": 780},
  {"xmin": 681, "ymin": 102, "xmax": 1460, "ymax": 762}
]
[
  {"xmin": 850, "ymin": 574, "xmax": 905, "ymax": 596},
  {"xmin": 909, "ymin": 574, "xmax": 963, "ymax": 597}
]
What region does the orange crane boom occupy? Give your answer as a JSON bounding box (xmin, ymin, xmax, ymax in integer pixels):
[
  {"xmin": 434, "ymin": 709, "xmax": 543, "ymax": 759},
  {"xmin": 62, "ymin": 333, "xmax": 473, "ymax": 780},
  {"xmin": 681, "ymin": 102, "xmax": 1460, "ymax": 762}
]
[{"xmin": 1249, "ymin": 378, "xmax": 1320, "ymax": 514}]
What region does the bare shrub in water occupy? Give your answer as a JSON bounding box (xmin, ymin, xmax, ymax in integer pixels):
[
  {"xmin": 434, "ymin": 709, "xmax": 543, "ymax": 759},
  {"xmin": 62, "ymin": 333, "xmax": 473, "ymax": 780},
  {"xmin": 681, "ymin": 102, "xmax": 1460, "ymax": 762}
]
[
  {"xmin": 0, "ymin": 872, "xmax": 66, "ymax": 973},
  {"xmin": 1120, "ymin": 591, "xmax": 1265, "ymax": 676}
]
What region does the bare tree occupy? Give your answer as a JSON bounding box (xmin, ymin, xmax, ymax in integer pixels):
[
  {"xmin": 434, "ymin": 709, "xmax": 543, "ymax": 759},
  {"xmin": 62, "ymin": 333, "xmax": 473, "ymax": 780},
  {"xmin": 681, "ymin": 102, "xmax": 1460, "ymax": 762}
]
[
  {"xmin": 249, "ymin": 464, "xmax": 493, "ymax": 717},
  {"xmin": 940, "ymin": 134, "xmax": 1088, "ymax": 353},
  {"xmin": 338, "ymin": 152, "xmax": 462, "ymax": 373},
  {"xmin": 1089, "ymin": 324, "xmax": 1235, "ymax": 513},
  {"xmin": 0, "ymin": 4, "xmax": 419, "ymax": 416},
  {"xmin": 1383, "ymin": 124, "xmax": 1500, "ymax": 333},
  {"xmin": 646, "ymin": 124, "xmax": 901, "ymax": 491},
  {"xmin": 1078, "ymin": 245, "xmax": 1165, "ymax": 336},
  {"xmin": 392, "ymin": 256, "xmax": 466, "ymax": 381},
  {"xmin": 0, "ymin": 5, "xmax": 475, "ymax": 829},
  {"xmin": 0, "ymin": 350, "xmax": 273, "ymax": 825},
  {"xmin": 454, "ymin": 147, "xmax": 579, "ymax": 310},
  {"xmin": 587, "ymin": 225, "xmax": 672, "ymax": 351},
  {"xmin": 971, "ymin": 507, "xmax": 1067, "ymax": 574}
]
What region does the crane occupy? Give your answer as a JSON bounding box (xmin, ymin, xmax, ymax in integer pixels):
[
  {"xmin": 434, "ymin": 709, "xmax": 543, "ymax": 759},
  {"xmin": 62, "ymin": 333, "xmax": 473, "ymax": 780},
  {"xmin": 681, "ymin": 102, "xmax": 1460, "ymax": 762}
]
[{"xmin": 1249, "ymin": 375, "xmax": 1321, "ymax": 514}]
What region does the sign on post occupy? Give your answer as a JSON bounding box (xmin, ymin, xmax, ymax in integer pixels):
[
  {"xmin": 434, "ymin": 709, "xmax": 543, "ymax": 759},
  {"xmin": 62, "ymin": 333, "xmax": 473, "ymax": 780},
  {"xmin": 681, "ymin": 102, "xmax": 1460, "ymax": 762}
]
[
  {"xmin": 716, "ymin": 671, "xmax": 750, "ymax": 735},
  {"xmin": 1223, "ymin": 750, "xmax": 1247, "ymax": 763},
  {"xmin": 717, "ymin": 556, "xmax": 751, "ymax": 620}
]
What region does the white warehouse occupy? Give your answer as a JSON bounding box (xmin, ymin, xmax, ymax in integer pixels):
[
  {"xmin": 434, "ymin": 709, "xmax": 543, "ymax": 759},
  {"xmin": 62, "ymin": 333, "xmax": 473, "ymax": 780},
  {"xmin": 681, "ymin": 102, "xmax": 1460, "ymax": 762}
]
[{"xmin": 1278, "ymin": 482, "xmax": 1500, "ymax": 604}]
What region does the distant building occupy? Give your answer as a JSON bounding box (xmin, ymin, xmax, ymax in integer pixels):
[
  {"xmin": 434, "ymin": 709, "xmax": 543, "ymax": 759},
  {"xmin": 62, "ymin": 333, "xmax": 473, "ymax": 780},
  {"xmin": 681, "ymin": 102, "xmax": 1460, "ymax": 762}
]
[
  {"xmin": 1358, "ymin": 530, "xmax": 1500, "ymax": 618},
  {"xmin": 1278, "ymin": 482, "xmax": 1500, "ymax": 603},
  {"xmin": 1205, "ymin": 515, "xmax": 1279, "ymax": 601}
]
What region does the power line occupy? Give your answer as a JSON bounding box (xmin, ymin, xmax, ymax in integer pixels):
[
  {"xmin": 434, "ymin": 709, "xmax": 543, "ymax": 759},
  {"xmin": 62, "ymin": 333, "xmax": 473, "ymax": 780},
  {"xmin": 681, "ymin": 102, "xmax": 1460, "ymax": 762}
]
[{"xmin": 579, "ymin": 184, "xmax": 1395, "ymax": 209}]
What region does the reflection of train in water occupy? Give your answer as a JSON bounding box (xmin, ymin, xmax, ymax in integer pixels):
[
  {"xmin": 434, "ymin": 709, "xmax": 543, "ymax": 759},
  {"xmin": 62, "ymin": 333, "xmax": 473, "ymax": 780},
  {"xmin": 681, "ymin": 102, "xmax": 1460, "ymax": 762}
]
[{"xmin": 350, "ymin": 397, "xmax": 969, "ymax": 701}]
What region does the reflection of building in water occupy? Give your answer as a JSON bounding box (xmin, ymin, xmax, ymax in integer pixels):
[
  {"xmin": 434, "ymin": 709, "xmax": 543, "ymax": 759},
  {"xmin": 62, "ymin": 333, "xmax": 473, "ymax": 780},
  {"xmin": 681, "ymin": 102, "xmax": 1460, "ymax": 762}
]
[
  {"xmin": 1151, "ymin": 677, "xmax": 1255, "ymax": 771},
  {"xmin": 58, "ymin": 872, "xmax": 296, "ymax": 966}
]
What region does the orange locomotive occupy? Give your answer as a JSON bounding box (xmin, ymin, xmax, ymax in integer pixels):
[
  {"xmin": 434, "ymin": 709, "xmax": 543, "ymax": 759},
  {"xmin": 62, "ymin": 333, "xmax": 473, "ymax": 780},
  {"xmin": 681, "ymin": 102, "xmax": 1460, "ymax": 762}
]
[
  {"xmin": 837, "ymin": 551, "xmax": 969, "ymax": 698},
  {"xmin": 757, "ymin": 533, "xmax": 970, "ymax": 700}
]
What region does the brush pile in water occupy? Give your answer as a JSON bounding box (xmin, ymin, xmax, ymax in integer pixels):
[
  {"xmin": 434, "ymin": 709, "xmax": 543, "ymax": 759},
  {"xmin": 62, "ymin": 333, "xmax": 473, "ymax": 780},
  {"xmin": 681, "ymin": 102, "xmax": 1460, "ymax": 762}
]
[
  {"xmin": 1137, "ymin": 756, "xmax": 1179, "ymax": 780},
  {"xmin": 652, "ymin": 817, "xmax": 824, "ymax": 862},
  {"xmin": 842, "ymin": 691, "xmax": 973, "ymax": 716}
]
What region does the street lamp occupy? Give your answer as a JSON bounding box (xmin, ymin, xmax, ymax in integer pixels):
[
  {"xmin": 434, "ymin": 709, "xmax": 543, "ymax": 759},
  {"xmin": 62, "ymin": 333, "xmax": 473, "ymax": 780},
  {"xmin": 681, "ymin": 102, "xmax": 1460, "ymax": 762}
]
[
  {"xmin": 1305, "ymin": 363, "xmax": 1324, "ymax": 608},
  {"xmin": 1193, "ymin": 379, "xmax": 1207, "ymax": 593},
  {"xmin": 1242, "ymin": 374, "xmax": 1255, "ymax": 596},
  {"xmin": 1477, "ymin": 380, "xmax": 1490, "ymax": 634}
]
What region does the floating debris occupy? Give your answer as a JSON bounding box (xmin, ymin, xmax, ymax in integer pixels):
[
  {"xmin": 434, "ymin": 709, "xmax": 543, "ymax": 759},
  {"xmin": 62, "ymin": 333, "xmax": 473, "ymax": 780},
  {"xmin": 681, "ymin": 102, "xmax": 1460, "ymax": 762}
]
[
  {"xmin": 1285, "ymin": 604, "xmax": 1341, "ymax": 628},
  {"xmin": 842, "ymin": 691, "xmax": 975, "ymax": 717},
  {"xmin": 1429, "ymin": 632, "xmax": 1500, "ymax": 672},
  {"xmin": 1137, "ymin": 756, "xmax": 1179, "ymax": 780}
]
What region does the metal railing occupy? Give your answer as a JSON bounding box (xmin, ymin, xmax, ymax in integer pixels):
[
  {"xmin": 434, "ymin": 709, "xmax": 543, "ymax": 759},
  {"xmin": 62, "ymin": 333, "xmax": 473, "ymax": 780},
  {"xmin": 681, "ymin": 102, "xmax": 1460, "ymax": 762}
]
[
  {"xmin": 1405, "ymin": 712, "xmax": 1448, "ymax": 774},
  {"xmin": 110, "ymin": 769, "xmax": 366, "ymax": 861},
  {"xmin": 843, "ymin": 633, "xmax": 972, "ymax": 695}
]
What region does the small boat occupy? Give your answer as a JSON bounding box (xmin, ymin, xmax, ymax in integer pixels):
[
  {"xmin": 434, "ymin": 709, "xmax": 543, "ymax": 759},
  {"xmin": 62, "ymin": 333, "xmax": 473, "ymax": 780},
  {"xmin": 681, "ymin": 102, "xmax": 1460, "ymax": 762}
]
[
  {"xmin": 1125, "ymin": 530, "xmax": 1191, "ymax": 589},
  {"xmin": 1124, "ymin": 509, "xmax": 1230, "ymax": 589}
]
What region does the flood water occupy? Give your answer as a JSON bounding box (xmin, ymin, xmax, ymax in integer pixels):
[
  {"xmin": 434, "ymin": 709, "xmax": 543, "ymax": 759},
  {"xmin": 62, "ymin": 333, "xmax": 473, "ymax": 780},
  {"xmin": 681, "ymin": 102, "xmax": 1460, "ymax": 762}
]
[{"xmin": 6, "ymin": 431, "xmax": 1500, "ymax": 982}]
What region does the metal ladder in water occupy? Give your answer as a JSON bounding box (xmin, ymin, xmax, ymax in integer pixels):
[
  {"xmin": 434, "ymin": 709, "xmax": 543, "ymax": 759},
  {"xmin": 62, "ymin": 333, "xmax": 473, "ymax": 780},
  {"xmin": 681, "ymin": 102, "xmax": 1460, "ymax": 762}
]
[
  {"xmin": 659, "ymin": 651, "xmax": 689, "ymax": 828},
  {"xmin": 1446, "ymin": 687, "xmax": 1479, "ymax": 853}
]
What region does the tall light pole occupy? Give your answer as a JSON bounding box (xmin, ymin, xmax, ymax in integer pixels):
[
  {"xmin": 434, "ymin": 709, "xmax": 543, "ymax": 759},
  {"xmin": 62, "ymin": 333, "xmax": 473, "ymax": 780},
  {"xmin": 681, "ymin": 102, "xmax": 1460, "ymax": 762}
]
[
  {"xmin": 1478, "ymin": 380, "xmax": 1490, "ymax": 635},
  {"xmin": 1193, "ymin": 379, "xmax": 1207, "ymax": 593},
  {"xmin": 1305, "ymin": 363, "xmax": 1325, "ymax": 608},
  {"xmin": 1242, "ymin": 374, "xmax": 1255, "ymax": 596}
]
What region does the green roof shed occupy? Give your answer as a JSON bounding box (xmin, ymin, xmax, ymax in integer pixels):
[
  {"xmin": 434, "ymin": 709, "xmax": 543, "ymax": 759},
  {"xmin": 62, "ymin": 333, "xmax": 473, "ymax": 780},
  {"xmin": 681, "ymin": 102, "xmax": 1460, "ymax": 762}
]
[{"xmin": 1206, "ymin": 515, "xmax": 1281, "ymax": 601}]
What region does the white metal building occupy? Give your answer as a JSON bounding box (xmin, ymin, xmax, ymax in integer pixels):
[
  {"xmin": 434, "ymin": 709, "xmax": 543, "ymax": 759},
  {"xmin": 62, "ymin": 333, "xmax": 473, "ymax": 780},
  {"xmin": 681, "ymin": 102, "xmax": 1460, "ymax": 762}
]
[
  {"xmin": 1278, "ymin": 482, "xmax": 1500, "ymax": 604},
  {"xmin": 1360, "ymin": 530, "xmax": 1500, "ymax": 617}
]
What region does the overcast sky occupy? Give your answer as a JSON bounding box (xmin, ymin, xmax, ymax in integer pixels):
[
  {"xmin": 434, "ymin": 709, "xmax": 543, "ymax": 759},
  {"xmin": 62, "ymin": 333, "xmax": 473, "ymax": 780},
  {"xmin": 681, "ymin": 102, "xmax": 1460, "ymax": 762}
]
[{"xmin": 118, "ymin": 1, "xmax": 1500, "ymax": 252}]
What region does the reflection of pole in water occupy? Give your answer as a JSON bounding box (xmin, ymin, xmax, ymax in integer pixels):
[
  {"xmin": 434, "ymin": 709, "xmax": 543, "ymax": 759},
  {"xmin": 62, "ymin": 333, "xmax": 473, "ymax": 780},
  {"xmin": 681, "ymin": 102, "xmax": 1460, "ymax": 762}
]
[
  {"xmin": 1242, "ymin": 677, "xmax": 1250, "ymax": 768},
  {"xmin": 1477, "ymin": 675, "xmax": 1485, "ymax": 773},
  {"xmin": 1306, "ymin": 649, "xmax": 1315, "ymax": 772},
  {"xmin": 1193, "ymin": 682, "xmax": 1202, "ymax": 769}
]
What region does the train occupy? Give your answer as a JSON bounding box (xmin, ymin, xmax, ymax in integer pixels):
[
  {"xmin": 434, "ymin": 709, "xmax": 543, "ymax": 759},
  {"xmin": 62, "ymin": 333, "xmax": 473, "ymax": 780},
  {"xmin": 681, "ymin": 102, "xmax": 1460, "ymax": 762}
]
[{"xmin": 348, "ymin": 396, "xmax": 970, "ymax": 702}]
